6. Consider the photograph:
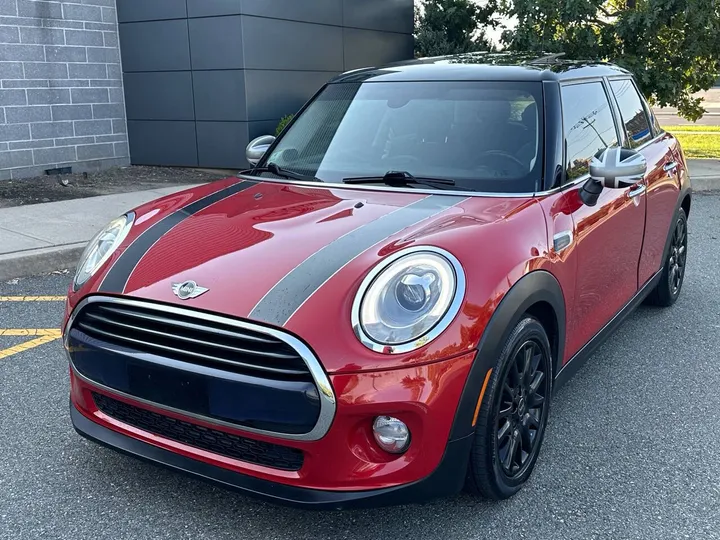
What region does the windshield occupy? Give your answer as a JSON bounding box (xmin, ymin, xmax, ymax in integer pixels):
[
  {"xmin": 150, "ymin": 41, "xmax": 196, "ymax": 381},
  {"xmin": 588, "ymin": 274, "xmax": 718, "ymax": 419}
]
[{"xmin": 260, "ymin": 81, "xmax": 543, "ymax": 193}]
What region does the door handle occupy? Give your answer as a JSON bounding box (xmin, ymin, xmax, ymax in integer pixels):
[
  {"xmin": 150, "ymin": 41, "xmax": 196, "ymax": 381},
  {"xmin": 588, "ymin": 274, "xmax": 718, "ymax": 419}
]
[
  {"xmin": 627, "ymin": 184, "xmax": 646, "ymax": 198},
  {"xmin": 663, "ymin": 161, "xmax": 678, "ymax": 172}
]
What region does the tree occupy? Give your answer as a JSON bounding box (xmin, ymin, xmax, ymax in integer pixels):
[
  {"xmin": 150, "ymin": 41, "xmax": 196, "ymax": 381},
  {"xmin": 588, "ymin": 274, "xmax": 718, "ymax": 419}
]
[
  {"xmin": 415, "ymin": 0, "xmax": 499, "ymax": 57},
  {"xmin": 501, "ymin": 0, "xmax": 720, "ymax": 120}
]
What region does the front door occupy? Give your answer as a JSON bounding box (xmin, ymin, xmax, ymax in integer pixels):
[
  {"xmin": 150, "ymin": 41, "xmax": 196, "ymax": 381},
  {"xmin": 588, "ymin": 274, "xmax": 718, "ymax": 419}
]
[{"xmin": 549, "ymin": 80, "xmax": 647, "ymax": 361}]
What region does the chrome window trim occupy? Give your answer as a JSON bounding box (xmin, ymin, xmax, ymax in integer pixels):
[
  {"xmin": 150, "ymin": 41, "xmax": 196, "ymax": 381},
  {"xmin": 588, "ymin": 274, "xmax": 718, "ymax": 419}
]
[
  {"xmin": 350, "ymin": 246, "xmax": 466, "ymax": 354},
  {"xmin": 65, "ymin": 295, "xmax": 336, "ymax": 442}
]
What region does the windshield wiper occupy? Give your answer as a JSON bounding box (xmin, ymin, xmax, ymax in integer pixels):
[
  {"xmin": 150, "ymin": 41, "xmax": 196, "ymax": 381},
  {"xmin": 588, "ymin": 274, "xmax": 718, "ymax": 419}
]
[
  {"xmin": 343, "ymin": 171, "xmax": 462, "ymax": 191},
  {"xmin": 248, "ymin": 162, "xmax": 319, "ymax": 182}
]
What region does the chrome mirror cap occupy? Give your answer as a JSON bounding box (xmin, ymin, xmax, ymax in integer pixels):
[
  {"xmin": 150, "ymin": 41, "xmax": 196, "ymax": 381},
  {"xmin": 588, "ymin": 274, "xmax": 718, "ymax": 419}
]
[{"xmin": 246, "ymin": 135, "xmax": 276, "ymax": 166}]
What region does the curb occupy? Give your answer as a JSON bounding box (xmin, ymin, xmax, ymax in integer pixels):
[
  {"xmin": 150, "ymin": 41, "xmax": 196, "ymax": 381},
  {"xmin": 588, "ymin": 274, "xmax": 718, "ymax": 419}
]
[
  {"xmin": 693, "ymin": 177, "xmax": 720, "ymax": 192},
  {"xmin": 0, "ymin": 243, "xmax": 85, "ymax": 282}
]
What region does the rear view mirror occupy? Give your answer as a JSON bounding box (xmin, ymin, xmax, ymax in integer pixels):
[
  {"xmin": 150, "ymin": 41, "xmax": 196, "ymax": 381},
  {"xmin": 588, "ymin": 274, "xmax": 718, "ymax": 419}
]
[
  {"xmin": 580, "ymin": 147, "xmax": 647, "ymax": 206},
  {"xmin": 246, "ymin": 135, "xmax": 276, "ymax": 166}
]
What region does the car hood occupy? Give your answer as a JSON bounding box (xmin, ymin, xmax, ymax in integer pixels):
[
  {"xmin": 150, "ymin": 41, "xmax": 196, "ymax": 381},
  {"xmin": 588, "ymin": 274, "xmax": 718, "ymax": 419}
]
[{"xmin": 86, "ymin": 177, "xmax": 540, "ymax": 372}]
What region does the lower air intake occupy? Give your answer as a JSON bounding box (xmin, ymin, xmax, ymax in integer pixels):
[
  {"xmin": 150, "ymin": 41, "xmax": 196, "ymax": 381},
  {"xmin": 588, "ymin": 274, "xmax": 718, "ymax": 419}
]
[{"xmin": 92, "ymin": 392, "xmax": 304, "ymax": 471}]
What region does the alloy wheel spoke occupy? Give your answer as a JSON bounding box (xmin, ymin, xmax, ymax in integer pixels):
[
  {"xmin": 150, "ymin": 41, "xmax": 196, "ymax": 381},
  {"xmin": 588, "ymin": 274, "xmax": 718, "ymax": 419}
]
[
  {"xmin": 510, "ymin": 357, "xmax": 521, "ymax": 388},
  {"xmin": 529, "ymin": 370, "xmax": 544, "ymax": 395},
  {"xmin": 497, "ymin": 419, "xmax": 512, "ymax": 442},
  {"xmin": 498, "ymin": 404, "xmax": 513, "ymax": 419},
  {"xmin": 503, "ymin": 382, "xmax": 514, "ymax": 400},
  {"xmin": 531, "ymin": 351, "xmax": 541, "ymax": 377},
  {"xmin": 504, "ymin": 432, "xmax": 518, "ymax": 471},
  {"xmin": 526, "ymin": 410, "xmax": 541, "ymax": 428},
  {"xmin": 529, "ymin": 392, "xmax": 545, "ymax": 407},
  {"xmin": 522, "ymin": 345, "xmax": 533, "ymax": 384},
  {"xmin": 520, "ymin": 420, "xmax": 533, "ymax": 452}
]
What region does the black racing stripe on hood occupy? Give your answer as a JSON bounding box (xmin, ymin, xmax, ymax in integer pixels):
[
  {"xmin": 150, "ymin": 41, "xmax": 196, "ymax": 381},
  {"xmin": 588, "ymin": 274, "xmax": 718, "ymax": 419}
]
[
  {"xmin": 249, "ymin": 194, "xmax": 467, "ymax": 327},
  {"xmin": 98, "ymin": 180, "xmax": 258, "ymax": 294}
]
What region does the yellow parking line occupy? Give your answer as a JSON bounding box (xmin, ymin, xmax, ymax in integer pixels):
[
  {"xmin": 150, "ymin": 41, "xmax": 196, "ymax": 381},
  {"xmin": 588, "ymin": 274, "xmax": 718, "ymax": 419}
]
[
  {"xmin": 0, "ymin": 335, "xmax": 61, "ymax": 359},
  {"xmin": 0, "ymin": 296, "xmax": 66, "ymax": 301},
  {"xmin": 0, "ymin": 329, "xmax": 62, "ymax": 337}
]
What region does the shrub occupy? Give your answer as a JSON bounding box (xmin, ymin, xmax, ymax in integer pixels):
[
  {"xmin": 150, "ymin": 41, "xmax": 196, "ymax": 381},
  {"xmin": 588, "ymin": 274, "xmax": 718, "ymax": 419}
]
[{"xmin": 276, "ymin": 114, "xmax": 294, "ymax": 136}]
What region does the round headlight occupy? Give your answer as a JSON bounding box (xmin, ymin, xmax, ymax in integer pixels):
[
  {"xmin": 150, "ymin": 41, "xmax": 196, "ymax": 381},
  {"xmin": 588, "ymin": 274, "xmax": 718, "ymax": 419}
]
[
  {"xmin": 73, "ymin": 212, "xmax": 134, "ymax": 290},
  {"xmin": 352, "ymin": 247, "xmax": 465, "ymax": 354}
]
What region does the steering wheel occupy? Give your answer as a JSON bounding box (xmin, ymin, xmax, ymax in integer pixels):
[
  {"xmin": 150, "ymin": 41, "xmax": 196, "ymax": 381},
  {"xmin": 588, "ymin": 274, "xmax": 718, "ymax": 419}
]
[{"xmin": 477, "ymin": 150, "xmax": 527, "ymax": 176}]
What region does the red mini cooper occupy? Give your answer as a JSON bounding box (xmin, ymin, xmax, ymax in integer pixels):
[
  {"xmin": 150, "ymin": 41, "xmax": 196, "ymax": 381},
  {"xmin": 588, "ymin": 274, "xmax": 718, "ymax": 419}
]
[{"xmin": 64, "ymin": 54, "xmax": 691, "ymax": 508}]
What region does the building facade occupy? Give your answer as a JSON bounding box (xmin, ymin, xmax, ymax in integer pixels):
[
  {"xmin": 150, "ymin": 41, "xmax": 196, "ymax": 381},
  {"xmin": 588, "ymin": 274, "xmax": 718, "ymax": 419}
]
[{"xmin": 0, "ymin": 0, "xmax": 414, "ymax": 180}]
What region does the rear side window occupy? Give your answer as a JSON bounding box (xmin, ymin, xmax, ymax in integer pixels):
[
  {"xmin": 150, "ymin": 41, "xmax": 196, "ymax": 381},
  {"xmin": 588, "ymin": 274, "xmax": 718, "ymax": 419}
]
[
  {"xmin": 561, "ymin": 82, "xmax": 619, "ymax": 181},
  {"xmin": 610, "ymin": 79, "xmax": 653, "ymax": 148}
]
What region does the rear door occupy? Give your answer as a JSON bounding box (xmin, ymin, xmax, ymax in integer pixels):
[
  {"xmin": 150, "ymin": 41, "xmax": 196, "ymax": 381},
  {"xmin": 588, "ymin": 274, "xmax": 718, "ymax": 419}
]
[{"xmin": 607, "ymin": 78, "xmax": 680, "ymax": 285}]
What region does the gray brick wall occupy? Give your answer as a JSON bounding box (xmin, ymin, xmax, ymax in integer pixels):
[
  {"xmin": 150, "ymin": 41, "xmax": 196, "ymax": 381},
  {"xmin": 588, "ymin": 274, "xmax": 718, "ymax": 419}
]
[{"xmin": 0, "ymin": 0, "xmax": 129, "ymax": 181}]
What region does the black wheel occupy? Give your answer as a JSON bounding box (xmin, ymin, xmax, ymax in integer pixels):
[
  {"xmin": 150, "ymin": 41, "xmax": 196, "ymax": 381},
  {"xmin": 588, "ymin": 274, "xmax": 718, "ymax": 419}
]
[
  {"xmin": 465, "ymin": 317, "xmax": 552, "ymax": 500},
  {"xmin": 646, "ymin": 208, "xmax": 688, "ymax": 307}
]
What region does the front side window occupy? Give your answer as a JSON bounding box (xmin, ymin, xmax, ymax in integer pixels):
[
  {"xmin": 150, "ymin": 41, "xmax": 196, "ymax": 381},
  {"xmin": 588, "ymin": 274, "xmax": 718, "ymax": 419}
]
[
  {"xmin": 610, "ymin": 79, "xmax": 653, "ymax": 148},
  {"xmin": 561, "ymin": 82, "xmax": 619, "ymax": 181},
  {"xmin": 261, "ymin": 81, "xmax": 544, "ymax": 193}
]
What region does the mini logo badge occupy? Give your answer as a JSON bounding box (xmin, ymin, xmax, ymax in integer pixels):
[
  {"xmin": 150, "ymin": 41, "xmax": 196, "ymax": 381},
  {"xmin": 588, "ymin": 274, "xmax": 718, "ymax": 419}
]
[{"xmin": 172, "ymin": 280, "xmax": 209, "ymax": 300}]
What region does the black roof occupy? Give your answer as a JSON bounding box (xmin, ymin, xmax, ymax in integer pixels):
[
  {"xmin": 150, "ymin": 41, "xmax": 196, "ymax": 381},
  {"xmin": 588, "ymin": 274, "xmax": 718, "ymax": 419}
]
[{"xmin": 330, "ymin": 52, "xmax": 631, "ymax": 84}]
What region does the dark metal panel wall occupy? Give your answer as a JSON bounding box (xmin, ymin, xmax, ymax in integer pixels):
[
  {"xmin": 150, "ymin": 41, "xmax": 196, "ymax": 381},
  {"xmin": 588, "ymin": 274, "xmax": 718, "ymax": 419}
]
[
  {"xmin": 186, "ymin": 0, "xmax": 242, "ymax": 18},
  {"xmin": 127, "ymin": 121, "xmax": 198, "ymax": 167},
  {"xmin": 117, "ymin": 0, "xmax": 414, "ymax": 169},
  {"xmin": 117, "ymin": 0, "xmax": 187, "ymax": 23},
  {"xmin": 343, "ymin": 28, "xmax": 414, "ymax": 71},
  {"xmin": 123, "ymin": 72, "xmax": 195, "ymax": 121},
  {"xmin": 243, "ymin": 0, "xmax": 343, "ymax": 25},
  {"xmin": 118, "ymin": 20, "xmax": 191, "ymax": 72},
  {"xmin": 343, "ymin": 0, "xmax": 414, "ymax": 33},
  {"xmin": 193, "ymin": 71, "xmax": 247, "ymax": 122}
]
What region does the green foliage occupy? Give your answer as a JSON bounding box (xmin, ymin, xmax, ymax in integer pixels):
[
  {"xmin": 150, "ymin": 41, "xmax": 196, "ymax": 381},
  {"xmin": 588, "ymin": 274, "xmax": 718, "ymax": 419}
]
[
  {"xmin": 501, "ymin": 0, "xmax": 720, "ymax": 121},
  {"xmin": 275, "ymin": 114, "xmax": 294, "ymax": 137},
  {"xmin": 414, "ymin": 0, "xmax": 499, "ymax": 57}
]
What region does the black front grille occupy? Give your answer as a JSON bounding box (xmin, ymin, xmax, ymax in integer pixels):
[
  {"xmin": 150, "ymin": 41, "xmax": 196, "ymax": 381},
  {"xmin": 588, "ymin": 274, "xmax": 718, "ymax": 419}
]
[
  {"xmin": 74, "ymin": 301, "xmax": 311, "ymax": 382},
  {"xmin": 93, "ymin": 392, "xmax": 304, "ymax": 471}
]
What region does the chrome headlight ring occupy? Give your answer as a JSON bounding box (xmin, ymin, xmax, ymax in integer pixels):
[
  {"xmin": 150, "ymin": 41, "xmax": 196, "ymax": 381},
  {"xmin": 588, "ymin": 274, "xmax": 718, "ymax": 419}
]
[
  {"xmin": 351, "ymin": 246, "xmax": 466, "ymax": 354},
  {"xmin": 73, "ymin": 212, "xmax": 135, "ymax": 291}
]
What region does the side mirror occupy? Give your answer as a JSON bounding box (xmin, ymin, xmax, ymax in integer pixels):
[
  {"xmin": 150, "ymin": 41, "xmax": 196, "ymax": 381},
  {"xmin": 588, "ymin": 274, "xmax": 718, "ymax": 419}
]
[
  {"xmin": 580, "ymin": 147, "xmax": 647, "ymax": 206},
  {"xmin": 245, "ymin": 135, "xmax": 276, "ymax": 166}
]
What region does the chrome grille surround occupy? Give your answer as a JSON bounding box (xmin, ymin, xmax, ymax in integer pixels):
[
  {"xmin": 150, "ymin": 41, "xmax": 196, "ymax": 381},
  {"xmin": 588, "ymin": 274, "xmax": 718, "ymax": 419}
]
[{"xmin": 65, "ymin": 295, "xmax": 336, "ymax": 441}]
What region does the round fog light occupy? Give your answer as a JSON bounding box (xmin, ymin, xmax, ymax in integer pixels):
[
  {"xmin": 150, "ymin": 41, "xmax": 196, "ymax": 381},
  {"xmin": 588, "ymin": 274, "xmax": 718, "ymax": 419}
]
[{"xmin": 372, "ymin": 416, "xmax": 410, "ymax": 454}]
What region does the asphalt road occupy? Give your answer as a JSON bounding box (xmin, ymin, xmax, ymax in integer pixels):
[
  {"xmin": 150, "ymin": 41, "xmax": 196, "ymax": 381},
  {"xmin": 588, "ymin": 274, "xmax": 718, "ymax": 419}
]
[
  {"xmin": 1, "ymin": 194, "xmax": 719, "ymax": 540},
  {"xmin": 654, "ymin": 110, "xmax": 720, "ymax": 127}
]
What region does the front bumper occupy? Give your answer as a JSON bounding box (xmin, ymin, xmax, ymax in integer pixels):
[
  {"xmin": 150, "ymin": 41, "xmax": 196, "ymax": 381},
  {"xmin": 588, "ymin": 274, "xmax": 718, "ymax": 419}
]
[
  {"xmin": 71, "ymin": 402, "xmax": 474, "ymax": 509},
  {"xmin": 65, "ymin": 295, "xmax": 479, "ymax": 505}
]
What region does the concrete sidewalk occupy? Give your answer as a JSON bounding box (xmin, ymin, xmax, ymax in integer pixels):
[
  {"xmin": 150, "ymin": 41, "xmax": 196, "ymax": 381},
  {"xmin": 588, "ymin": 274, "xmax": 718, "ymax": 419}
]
[
  {"xmin": 0, "ymin": 184, "xmax": 200, "ymax": 281},
  {"xmin": 1, "ymin": 162, "xmax": 718, "ymax": 281}
]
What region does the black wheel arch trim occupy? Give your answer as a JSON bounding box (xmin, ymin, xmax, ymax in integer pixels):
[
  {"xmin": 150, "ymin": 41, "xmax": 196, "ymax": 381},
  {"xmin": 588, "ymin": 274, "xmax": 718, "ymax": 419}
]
[{"xmin": 448, "ymin": 270, "xmax": 566, "ymax": 441}]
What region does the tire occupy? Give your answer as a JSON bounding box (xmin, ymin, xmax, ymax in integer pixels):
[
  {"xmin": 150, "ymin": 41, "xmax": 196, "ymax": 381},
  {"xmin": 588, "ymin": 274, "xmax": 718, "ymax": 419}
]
[
  {"xmin": 646, "ymin": 208, "xmax": 688, "ymax": 307},
  {"xmin": 465, "ymin": 317, "xmax": 553, "ymax": 500}
]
